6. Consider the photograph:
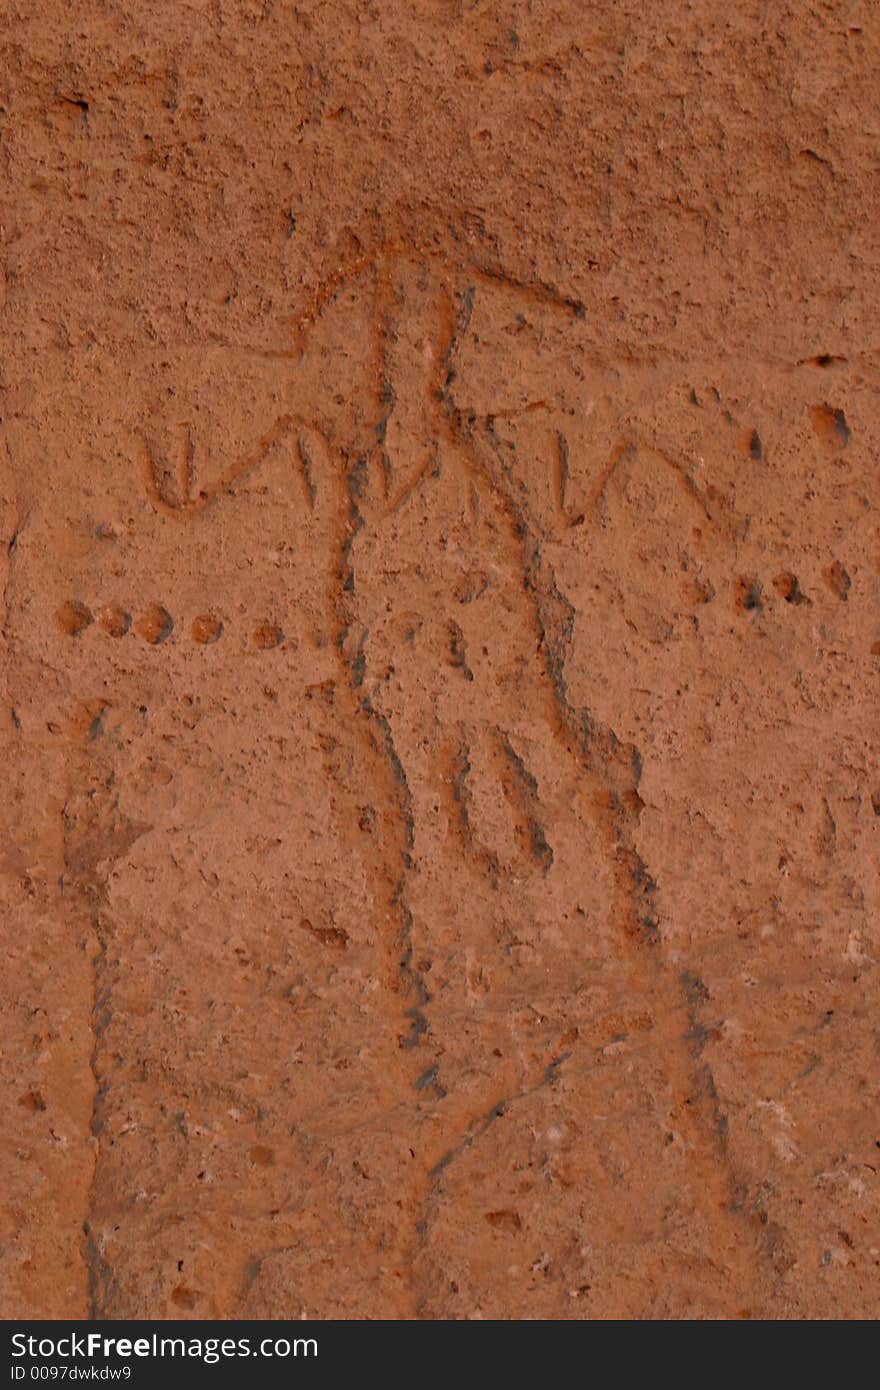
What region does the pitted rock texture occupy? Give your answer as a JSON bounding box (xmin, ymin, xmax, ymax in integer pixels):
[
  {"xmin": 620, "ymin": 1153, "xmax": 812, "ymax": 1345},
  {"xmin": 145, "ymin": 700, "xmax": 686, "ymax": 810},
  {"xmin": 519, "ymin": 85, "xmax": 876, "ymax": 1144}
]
[{"xmin": 1, "ymin": 1, "xmax": 878, "ymax": 1320}]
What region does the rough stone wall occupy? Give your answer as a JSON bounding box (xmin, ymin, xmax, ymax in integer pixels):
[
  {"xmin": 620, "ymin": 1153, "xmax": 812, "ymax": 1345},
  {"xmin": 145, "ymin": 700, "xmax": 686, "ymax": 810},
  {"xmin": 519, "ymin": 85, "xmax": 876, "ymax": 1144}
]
[{"xmin": 1, "ymin": 1, "xmax": 878, "ymax": 1318}]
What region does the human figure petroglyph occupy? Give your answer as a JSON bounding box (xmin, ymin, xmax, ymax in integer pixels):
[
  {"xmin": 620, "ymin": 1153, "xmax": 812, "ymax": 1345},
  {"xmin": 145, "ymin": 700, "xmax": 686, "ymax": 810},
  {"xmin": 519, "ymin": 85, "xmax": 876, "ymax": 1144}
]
[{"xmin": 118, "ymin": 228, "xmax": 766, "ymax": 1312}]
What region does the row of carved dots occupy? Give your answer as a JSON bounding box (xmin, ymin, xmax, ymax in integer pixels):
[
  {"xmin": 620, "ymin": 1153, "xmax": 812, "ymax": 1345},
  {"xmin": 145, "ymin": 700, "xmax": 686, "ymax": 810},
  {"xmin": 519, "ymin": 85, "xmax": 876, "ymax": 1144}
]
[{"xmin": 55, "ymin": 600, "xmax": 284, "ymax": 649}]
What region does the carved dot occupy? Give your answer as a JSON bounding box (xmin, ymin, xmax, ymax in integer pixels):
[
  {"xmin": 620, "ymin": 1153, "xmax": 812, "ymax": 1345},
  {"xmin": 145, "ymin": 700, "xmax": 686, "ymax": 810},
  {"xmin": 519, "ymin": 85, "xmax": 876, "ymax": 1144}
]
[
  {"xmin": 801, "ymin": 353, "xmax": 847, "ymax": 369},
  {"xmin": 738, "ymin": 427, "xmax": 763, "ymax": 461},
  {"xmin": 687, "ymin": 576, "xmax": 714, "ymax": 606},
  {"xmin": 772, "ymin": 572, "xmax": 808, "ymax": 606},
  {"xmin": 824, "ymin": 560, "xmax": 851, "ymax": 601},
  {"xmin": 18, "ymin": 1088, "xmax": 46, "ymax": 1112},
  {"xmin": 96, "ymin": 604, "xmax": 131, "ymax": 637},
  {"xmin": 810, "ymin": 403, "xmax": 850, "ymax": 450},
  {"xmin": 734, "ymin": 577, "xmax": 762, "ymax": 613},
  {"xmin": 252, "ymin": 621, "xmax": 283, "ymax": 650},
  {"xmin": 192, "ymin": 614, "xmax": 223, "ymax": 645},
  {"xmin": 56, "ymin": 599, "xmax": 93, "ymax": 636},
  {"xmin": 137, "ymin": 603, "xmax": 174, "ymax": 644}
]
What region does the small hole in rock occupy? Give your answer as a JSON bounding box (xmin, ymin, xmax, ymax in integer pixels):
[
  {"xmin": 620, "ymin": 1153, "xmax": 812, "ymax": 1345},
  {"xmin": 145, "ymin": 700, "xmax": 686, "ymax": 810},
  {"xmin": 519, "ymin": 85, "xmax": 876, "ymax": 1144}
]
[
  {"xmin": 810, "ymin": 402, "xmax": 850, "ymax": 449},
  {"xmin": 191, "ymin": 614, "xmax": 223, "ymax": 645},
  {"xmin": 56, "ymin": 599, "xmax": 93, "ymax": 636},
  {"xmin": 252, "ymin": 621, "xmax": 284, "ymax": 650},
  {"xmin": 97, "ymin": 604, "xmax": 131, "ymax": 637},
  {"xmin": 824, "ymin": 560, "xmax": 851, "ymax": 601},
  {"xmin": 734, "ymin": 577, "xmax": 762, "ymax": 613},
  {"xmin": 137, "ymin": 603, "xmax": 173, "ymax": 644},
  {"xmin": 773, "ymin": 572, "xmax": 808, "ymax": 606}
]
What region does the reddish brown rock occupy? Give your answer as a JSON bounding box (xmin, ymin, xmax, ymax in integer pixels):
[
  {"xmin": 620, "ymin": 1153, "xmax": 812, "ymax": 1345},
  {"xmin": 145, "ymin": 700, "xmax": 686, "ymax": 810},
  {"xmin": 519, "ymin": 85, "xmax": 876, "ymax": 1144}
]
[{"xmin": 1, "ymin": 1, "xmax": 878, "ymax": 1321}]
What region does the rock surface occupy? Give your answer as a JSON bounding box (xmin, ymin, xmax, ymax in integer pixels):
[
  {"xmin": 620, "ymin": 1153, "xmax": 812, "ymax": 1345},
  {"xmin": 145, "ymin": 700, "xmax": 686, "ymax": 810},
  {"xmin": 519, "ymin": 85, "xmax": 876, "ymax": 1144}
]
[{"xmin": 1, "ymin": 1, "xmax": 878, "ymax": 1319}]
